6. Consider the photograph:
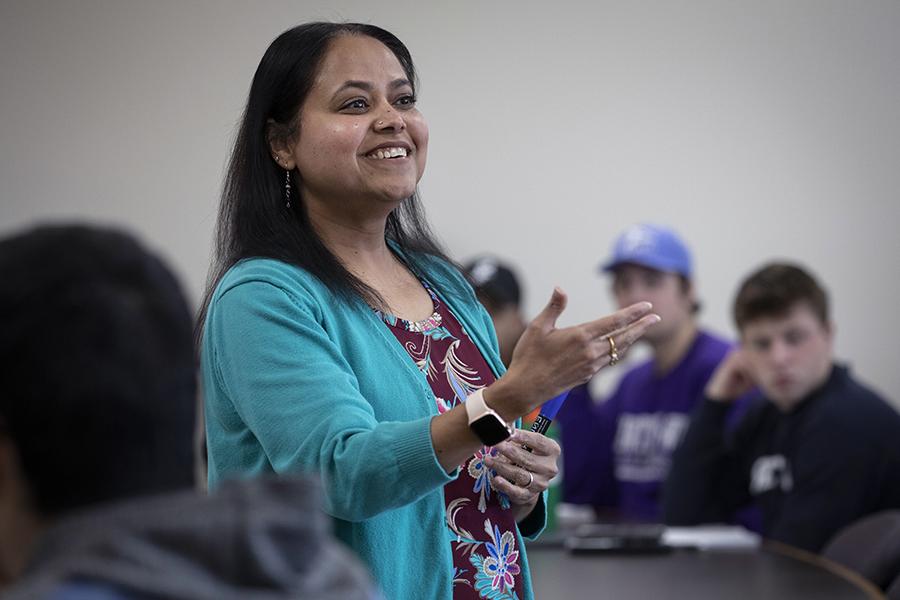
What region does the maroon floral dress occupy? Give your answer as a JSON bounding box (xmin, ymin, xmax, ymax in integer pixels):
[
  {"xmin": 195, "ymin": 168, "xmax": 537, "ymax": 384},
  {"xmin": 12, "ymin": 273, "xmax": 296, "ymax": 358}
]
[{"xmin": 377, "ymin": 281, "xmax": 525, "ymax": 599}]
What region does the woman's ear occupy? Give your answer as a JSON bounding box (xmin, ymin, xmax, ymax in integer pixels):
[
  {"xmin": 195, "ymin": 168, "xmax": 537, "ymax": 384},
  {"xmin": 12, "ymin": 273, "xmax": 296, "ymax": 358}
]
[{"xmin": 266, "ymin": 119, "xmax": 296, "ymax": 170}]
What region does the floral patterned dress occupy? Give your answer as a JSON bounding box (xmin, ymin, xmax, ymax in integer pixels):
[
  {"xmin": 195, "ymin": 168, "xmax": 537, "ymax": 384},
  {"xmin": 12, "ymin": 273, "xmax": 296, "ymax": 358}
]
[{"xmin": 377, "ymin": 281, "xmax": 524, "ymax": 600}]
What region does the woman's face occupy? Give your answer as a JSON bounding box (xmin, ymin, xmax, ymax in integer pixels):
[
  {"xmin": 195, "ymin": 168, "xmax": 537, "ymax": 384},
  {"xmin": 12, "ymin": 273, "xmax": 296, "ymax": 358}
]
[{"xmin": 283, "ymin": 35, "xmax": 428, "ymax": 214}]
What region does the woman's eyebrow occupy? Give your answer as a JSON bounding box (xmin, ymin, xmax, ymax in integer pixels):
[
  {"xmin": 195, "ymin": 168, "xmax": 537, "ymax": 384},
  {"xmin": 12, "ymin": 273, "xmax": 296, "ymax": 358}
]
[{"xmin": 332, "ymin": 78, "xmax": 412, "ymax": 98}]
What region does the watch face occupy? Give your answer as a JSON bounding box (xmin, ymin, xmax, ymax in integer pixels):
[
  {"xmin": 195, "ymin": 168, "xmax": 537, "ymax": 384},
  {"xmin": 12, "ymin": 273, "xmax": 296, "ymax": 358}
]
[{"xmin": 471, "ymin": 414, "xmax": 511, "ymax": 446}]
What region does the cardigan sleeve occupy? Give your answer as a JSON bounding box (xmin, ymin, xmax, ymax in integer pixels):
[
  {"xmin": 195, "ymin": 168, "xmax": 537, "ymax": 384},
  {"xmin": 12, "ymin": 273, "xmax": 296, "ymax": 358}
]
[{"xmin": 206, "ymin": 279, "xmax": 455, "ymax": 522}]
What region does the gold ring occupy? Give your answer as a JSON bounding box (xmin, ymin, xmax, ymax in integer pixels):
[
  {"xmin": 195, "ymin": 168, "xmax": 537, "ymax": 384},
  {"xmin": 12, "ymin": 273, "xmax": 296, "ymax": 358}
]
[
  {"xmin": 522, "ymin": 470, "xmax": 534, "ymax": 489},
  {"xmin": 608, "ymin": 336, "xmax": 620, "ymax": 366}
]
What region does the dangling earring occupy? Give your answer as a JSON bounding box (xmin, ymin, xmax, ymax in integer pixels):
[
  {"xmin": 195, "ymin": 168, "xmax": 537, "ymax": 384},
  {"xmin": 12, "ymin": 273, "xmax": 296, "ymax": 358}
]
[{"xmin": 284, "ymin": 169, "xmax": 292, "ymax": 209}]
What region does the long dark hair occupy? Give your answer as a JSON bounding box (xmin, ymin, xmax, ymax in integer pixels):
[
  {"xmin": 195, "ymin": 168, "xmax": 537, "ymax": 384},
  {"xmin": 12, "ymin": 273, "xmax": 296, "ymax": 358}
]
[{"xmin": 198, "ymin": 22, "xmax": 452, "ymax": 338}]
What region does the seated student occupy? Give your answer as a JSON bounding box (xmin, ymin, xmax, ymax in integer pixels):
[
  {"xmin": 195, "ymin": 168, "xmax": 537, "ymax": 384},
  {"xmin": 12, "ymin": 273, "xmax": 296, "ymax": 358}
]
[
  {"xmin": 0, "ymin": 224, "xmax": 375, "ymax": 599},
  {"xmin": 557, "ymin": 224, "xmax": 744, "ymax": 522},
  {"xmin": 463, "ymin": 256, "xmax": 527, "ymax": 368},
  {"xmin": 663, "ymin": 262, "xmax": 900, "ymax": 552}
]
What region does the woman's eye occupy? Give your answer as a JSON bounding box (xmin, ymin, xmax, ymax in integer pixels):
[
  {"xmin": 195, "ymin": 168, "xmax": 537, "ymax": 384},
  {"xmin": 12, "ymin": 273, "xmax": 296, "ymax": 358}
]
[
  {"xmin": 395, "ymin": 94, "xmax": 416, "ymax": 108},
  {"xmin": 342, "ymin": 99, "xmax": 369, "ymax": 111}
]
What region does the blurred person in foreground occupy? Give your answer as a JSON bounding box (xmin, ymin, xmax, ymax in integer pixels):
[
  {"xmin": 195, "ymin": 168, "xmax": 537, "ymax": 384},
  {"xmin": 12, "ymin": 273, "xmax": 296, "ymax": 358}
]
[
  {"xmin": 0, "ymin": 224, "xmax": 375, "ymax": 599},
  {"xmin": 663, "ymin": 262, "xmax": 900, "ymax": 552},
  {"xmin": 463, "ymin": 256, "xmax": 527, "ymax": 368},
  {"xmin": 557, "ymin": 224, "xmax": 747, "ymax": 522}
]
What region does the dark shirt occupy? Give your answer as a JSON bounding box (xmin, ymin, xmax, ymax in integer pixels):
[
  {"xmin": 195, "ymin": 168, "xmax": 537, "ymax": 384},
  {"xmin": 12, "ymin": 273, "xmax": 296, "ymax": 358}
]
[
  {"xmin": 557, "ymin": 331, "xmax": 747, "ymax": 520},
  {"xmin": 663, "ymin": 365, "xmax": 900, "ymax": 552}
]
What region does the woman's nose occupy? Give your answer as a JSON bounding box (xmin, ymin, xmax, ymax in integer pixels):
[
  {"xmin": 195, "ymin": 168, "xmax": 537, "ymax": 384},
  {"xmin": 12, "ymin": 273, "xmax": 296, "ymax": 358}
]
[{"xmin": 374, "ymin": 106, "xmax": 405, "ymax": 132}]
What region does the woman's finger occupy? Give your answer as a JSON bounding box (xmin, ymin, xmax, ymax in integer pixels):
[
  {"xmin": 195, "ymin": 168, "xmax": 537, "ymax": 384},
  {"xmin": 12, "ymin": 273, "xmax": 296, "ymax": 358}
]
[
  {"xmin": 498, "ymin": 451, "xmax": 538, "ymax": 481},
  {"xmin": 495, "ymin": 439, "xmax": 559, "ymax": 476},
  {"xmin": 582, "ymin": 301, "xmax": 655, "ymax": 339},
  {"xmin": 485, "ymin": 453, "xmax": 529, "ymax": 484},
  {"xmin": 486, "ymin": 451, "xmax": 554, "ymax": 496},
  {"xmin": 529, "ymin": 287, "xmax": 568, "ymax": 333},
  {"xmin": 592, "ymin": 313, "xmax": 662, "ymax": 362},
  {"xmin": 491, "ymin": 475, "xmax": 535, "ymax": 504},
  {"xmin": 509, "ymin": 430, "xmax": 557, "ymax": 454}
]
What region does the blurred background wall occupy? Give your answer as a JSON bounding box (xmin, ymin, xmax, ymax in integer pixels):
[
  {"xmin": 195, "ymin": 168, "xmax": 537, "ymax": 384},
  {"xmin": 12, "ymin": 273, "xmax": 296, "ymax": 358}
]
[{"xmin": 2, "ymin": 0, "xmax": 898, "ymax": 404}]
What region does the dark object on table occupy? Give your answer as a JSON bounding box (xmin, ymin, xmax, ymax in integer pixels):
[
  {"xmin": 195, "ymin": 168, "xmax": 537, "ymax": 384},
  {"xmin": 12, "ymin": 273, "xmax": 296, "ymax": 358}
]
[{"xmin": 565, "ymin": 523, "xmax": 671, "ymax": 555}]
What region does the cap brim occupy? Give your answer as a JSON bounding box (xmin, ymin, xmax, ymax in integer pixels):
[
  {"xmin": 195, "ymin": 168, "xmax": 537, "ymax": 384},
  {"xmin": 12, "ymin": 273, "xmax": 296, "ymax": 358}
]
[{"xmin": 598, "ymin": 257, "xmax": 691, "ymax": 277}]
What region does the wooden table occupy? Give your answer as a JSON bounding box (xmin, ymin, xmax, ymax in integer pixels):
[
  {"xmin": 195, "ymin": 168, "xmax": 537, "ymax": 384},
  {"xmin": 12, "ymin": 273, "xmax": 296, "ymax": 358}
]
[{"xmin": 525, "ymin": 539, "xmax": 883, "ymax": 599}]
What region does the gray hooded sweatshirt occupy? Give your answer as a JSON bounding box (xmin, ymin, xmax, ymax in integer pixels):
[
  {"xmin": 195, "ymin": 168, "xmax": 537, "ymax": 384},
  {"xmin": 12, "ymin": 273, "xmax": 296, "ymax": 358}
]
[{"xmin": 3, "ymin": 477, "xmax": 379, "ymax": 600}]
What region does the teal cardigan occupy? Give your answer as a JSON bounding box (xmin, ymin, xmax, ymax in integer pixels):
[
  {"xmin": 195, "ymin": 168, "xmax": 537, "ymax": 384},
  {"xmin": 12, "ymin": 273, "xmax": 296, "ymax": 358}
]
[{"xmin": 201, "ymin": 252, "xmax": 544, "ymax": 600}]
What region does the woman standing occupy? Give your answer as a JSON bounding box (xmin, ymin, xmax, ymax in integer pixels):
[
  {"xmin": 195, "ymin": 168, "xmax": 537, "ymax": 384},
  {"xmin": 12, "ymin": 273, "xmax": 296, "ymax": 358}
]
[{"xmin": 200, "ymin": 22, "xmax": 658, "ymax": 600}]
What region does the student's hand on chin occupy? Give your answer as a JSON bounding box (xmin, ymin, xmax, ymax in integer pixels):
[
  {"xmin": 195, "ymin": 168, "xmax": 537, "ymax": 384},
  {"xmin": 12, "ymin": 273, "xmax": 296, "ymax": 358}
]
[{"xmin": 706, "ymin": 349, "xmax": 755, "ymax": 403}]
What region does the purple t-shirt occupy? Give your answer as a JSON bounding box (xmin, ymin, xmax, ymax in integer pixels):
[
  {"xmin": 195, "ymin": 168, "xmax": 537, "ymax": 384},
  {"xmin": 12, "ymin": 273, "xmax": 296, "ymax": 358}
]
[{"xmin": 557, "ymin": 330, "xmax": 747, "ymax": 521}]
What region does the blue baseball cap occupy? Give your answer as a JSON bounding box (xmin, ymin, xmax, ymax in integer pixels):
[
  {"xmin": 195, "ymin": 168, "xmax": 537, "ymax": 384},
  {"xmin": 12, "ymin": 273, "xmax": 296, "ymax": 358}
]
[{"xmin": 600, "ymin": 223, "xmax": 693, "ymax": 277}]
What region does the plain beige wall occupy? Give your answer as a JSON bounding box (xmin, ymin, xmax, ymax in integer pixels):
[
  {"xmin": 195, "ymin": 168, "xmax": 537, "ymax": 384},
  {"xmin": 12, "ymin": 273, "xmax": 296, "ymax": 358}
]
[{"xmin": 1, "ymin": 0, "xmax": 898, "ymax": 405}]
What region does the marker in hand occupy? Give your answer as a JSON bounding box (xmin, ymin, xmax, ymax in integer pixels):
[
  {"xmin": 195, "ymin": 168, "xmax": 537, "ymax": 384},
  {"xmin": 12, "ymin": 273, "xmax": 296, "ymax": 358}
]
[{"xmin": 523, "ymin": 390, "xmax": 569, "ymax": 451}]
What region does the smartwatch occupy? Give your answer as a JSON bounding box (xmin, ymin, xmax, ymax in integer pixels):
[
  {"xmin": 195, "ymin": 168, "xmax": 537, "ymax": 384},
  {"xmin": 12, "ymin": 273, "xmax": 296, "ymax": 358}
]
[{"xmin": 465, "ymin": 388, "xmax": 513, "ymax": 446}]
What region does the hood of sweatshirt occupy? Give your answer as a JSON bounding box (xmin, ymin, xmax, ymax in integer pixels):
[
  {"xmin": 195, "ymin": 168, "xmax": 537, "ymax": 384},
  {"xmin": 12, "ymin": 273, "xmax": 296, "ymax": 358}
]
[{"xmin": 5, "ymin": 477, "xmax": 377, "ymax": 600}]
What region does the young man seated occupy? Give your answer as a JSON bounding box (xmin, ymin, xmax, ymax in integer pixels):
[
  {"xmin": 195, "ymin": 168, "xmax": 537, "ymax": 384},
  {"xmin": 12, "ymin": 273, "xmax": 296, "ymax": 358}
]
[
  {"xmin": 0, "ymin": 224, "xmax": 375, "ymax": 599},
  {"xmin": 663, "ymin": 262, "xmax": 900, "ymax": 552},
  {"xmin": 557, "ymin": 224, "xmax": 744, "ymax": 522}
]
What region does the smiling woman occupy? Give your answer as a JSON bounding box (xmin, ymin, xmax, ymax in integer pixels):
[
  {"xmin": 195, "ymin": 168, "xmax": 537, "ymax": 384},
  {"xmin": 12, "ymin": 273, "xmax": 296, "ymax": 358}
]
[
  {"xmin": 272, "ymin": 35, "xmax": 429, "ymax": 227},
  {"xmin": 198, "ymin": 22, "xmax": 660, "ymax": 600}
]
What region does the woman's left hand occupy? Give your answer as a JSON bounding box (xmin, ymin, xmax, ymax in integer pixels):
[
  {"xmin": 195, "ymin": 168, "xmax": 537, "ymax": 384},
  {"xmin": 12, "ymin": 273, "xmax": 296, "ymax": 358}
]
[{"xmin": 484, "ymin": 429, "xmax": 560, "ymax": 522}]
